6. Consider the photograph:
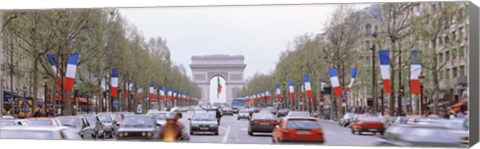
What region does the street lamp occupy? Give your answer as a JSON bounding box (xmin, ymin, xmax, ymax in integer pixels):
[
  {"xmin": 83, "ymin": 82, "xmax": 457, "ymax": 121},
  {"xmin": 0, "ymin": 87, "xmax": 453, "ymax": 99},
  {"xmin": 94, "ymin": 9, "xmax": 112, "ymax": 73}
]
[
  {"xmin": 43, "ymin": 75, "xmax": 49, "ymax": 112},
  {"xmin": 419, "ymin": 75, "xmax": 425, "ymax": 115},
  {"xmin": 368, "ymin": 27, "xmax": 378, "ymax": 114}
]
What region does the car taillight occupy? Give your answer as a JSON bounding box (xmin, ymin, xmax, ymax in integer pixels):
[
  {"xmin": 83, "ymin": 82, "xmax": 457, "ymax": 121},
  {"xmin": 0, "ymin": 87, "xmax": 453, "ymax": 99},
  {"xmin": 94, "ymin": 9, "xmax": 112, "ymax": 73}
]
[
  {"xmin": 462, "ymin": 136, "xmax": 469, "ymax": 140},
  {"xmin": 282, "ymin": 129, "xmax": 290, "ymax": 135},
  {"xmin": 269, "ymin": 120, "xmax": 277, "ymax": 125},
  {"xmin": 250, "ymin": 120, "xmax": 259, "ymax": 125},
  {"xmin": 316, "ymin": 129, "xmax": 323, "ymax": 135}
]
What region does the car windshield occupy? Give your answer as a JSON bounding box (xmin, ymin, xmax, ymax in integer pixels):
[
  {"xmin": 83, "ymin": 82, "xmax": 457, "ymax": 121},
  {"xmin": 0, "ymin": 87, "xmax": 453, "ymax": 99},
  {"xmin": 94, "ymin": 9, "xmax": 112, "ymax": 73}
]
[
  {"xmin": 239, "ymin": 111, "xmax": 249, "ymax": 114},
  {"xmin": 289, "ymin": 112, "xmax": 309, "ymax": 116},
  {"xmin": 252, "ymin": 114, "xmax": 276, "ymax": 120},
  {"xmin": 344, "ymin": 113, "xmax": 355, "ymax": 118},
  {"xmin": 193, "ymin": 114, "xmax": 216, "ymax": 121},
  {"xmin": 286, "ymin": 119, "xmax": 322, "ymax": 129},
  {"xmin": 58, "ymin": 118, "xmax": 82, "ymax": 128},
  {"xmin": 1, "ymin": 120, "xmax": 15, "ymax": 126},
  {"xmin": 121, "ymin": 116, "xmax": 154, "ymax": 128},
  {"xmin": 360, "ymin": 116, "xmax": 383, "ymax": 122},
  {"xmin": 99, "ymin": 114, "xmax": 113, "ymax": 123},
  {"xmin": 30, "ymin": 120, "xmax": 53, "ymax": 126},
  {"xmin": 402, "ymin": 127, "xmax": 456, "ymax": 143},
  {"xmin": 83, "ymin": 116, "xmax": 97, "ymax": 124},
  {"xmin": 0, "ymin": 130, "xmax": 54, "ymax": 139},
  {"xmin": 148, "ymin": 113, "xmax": 167, "ymax": 120}
]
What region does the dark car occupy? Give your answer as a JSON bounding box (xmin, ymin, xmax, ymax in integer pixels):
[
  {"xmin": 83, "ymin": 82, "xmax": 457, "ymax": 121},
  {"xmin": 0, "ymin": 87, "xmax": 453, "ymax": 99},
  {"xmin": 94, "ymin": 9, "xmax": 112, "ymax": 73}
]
[
  {"xmin": 339, "ymin": 113, "xmax": 355, "ymax": 127},
  {"xmin": 222, "ymin": 107, "xmax": 234, "ymax": 116},
  {"xmin": 189, "ymin": 112, "xmax": 219, "ymax": 135},
  {"xmin": 117, "ymin": 115, "xmax": 160, "ymax": 140},
  {"xmin": 375, "ymin": 124, "xmax": 466, "ymax": 148},
  {"xmin": 97, "ymin": 113, "xmax": 119, "ymax": 138},
  {"xmin": 0, "ymin": 126, "xmax": 82, "ymax": 140},
  {"xmin": 276, "ymin": 109, "xmax": 289, "ymax": 118},
  {"xmin": 80, "ymin": 114, "xmax": 106, "ymax": 139},
  {"xmin": 248, "ymin": 113, "xmax": 278, "ymax": 136},
  {"xmin": 147, "ymin": 112, "xmax": 169, "ymax": 127},
  {"xmin": 57, "ymin": 116, "xmax": 95, "ymax": 140}
]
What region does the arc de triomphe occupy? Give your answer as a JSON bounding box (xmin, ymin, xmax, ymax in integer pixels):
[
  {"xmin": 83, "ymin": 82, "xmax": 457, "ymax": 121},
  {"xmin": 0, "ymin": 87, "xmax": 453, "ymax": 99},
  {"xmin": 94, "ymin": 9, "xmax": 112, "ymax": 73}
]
[{"xmin": 190, "ymin": 55, "xmax": 246, "ymax": 105}]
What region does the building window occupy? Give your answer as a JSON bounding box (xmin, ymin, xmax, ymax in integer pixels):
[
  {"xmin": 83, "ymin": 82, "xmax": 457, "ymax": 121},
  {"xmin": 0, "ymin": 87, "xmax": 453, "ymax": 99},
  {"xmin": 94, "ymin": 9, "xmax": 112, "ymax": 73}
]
[
  {"xmin": 446, "ymin": 69, "xmax": 450, "ymax": 79},
  {"xmin": 460, "ymin": 66, "xmax": 465, "ymax": 76},
  {"xmin": 445, "ymin": 51, "xmax": 450, "ymax": 61},
  {"xmin": 453, "ymin": 67, "xmax": 457, "ymax": 78},
  {"xmin": 459, "ymin": 46, "xmax": 465, "ymax": 58},
  {"xmin": 366, "ymin": 24, "xmax": 372, "ymax": 36},
  {"xmin": 452, "ymin": 48, "xmax": 457, "ymax": 60}
]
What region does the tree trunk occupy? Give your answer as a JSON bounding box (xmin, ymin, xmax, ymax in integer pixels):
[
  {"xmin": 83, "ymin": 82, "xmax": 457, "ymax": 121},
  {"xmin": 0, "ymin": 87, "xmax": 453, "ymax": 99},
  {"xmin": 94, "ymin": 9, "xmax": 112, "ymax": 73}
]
[
  {"xmin": 432, "ymin": 39, "xmax": 440, "ymax": 115},
  {"xmin": 31, "ymin": 57, "xmax": 39, "ymax": 117}
]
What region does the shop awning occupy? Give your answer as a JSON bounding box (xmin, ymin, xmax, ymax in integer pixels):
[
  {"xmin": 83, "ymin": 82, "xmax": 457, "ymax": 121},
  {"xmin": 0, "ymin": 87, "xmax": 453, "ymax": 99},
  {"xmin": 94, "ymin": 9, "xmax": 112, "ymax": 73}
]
[{"xmin": 451, "ymin": 100, "xmax": 467, "ymax": 108}]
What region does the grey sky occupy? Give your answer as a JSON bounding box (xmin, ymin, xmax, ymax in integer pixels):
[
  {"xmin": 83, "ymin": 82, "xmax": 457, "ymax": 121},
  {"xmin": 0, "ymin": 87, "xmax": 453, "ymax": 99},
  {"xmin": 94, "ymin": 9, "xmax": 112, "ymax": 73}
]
[{"xmin": 119, "ymin": 4, "xmax": 371, "ymax": 81}]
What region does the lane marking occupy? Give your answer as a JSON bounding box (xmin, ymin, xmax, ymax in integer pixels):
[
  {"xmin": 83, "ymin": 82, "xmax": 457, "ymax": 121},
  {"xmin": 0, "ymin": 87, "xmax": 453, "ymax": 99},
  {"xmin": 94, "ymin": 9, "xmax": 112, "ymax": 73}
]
[
  {"xmin": 222, "ymin": 125, "xmax": 231, "ymax": 143},
  {"xmin": 240, "ymin": 128, "xmax": 248, "ymax": 131}
]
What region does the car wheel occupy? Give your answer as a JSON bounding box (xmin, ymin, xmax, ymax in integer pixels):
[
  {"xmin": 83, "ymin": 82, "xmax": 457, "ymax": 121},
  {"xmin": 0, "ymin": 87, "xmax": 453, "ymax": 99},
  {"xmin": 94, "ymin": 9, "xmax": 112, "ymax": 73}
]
[
  {"xmin": 102, "ymin": 131, "xmax": 107, "ymax": 139},
  {"xmin": 379, "ymin": 131, "xmax": 384, "ymax": 135},
  {"xmin": 358, "ymin": 131, "xmax": 362, "ymax": 135},
  {"xmin": 237, "ymin": 118, "xmax": 240, "ymax": 120},
  {"xmin": 214, "ymin": 131, "xmax": 219, "ymax": 135},
  {"xmin": 190, "ymin": 130, "xmax": 194, "ymax": 135}
]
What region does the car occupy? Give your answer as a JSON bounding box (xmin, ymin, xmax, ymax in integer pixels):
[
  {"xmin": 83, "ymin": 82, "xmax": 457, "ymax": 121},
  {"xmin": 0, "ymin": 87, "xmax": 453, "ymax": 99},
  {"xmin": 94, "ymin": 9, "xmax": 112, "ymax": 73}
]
[
  {"xmin": 189, "ymin": 112, "xmax": 219, "ymax": 135},
  {"xmin": 80, "ymin": 114, "xmax": 106, "ymax": 139},
  {"xmin": 147, "ymin": 109, "xmax": 160, "ymax": 114},
  {"xmin": 339, "ymin": 113, "xmax": 355, "ymax": 127},
  {"xmin": 97, "ymin": 113, "xmax": 120, "ymax": 138},
  {"xmin": 117, "ymin": 115, "xmax": 160, "ymax": 140},
  {"xmin": 112, "ymin": 112, "xmax": 126, "ymax": 126},
  {"xmin": 350, "ymin": 115, "xmax": 385, "ymax": 135},
  {"xmin": 248, "ymin": 113, "xmax": 278, "ymax": 136},
  {"xmin": 232, "ymin": 107, "xmax": 240, "ymax": 114},
  {"xmin": 57, "ymin": 116, "xmax": 95, "ymax": 140},
  {"xmin": 27, "ymin": 118, "xmax": 63, "ymax": 126},
  {"xmin": 286, "ymin": 111, "xmax": 311, "ymax": 117},
  {"xmin": 1, "ymin": 119, "xmax": 32, "ymax": 126},
  {"xmin": 2, "ymin": 115, "xmax": 14, "ymax": 119},
  {"xmin": 276, "ymin": 109, "xmax": 289, "ymax": 118},
  {"xmin": 237, "ymin": 110, "xmax": 250, "ymax": 120},
  {"xmin": 421, "ymin": 118, "xmax": 469, "ymax": 144},
  {"xmin": 272, "ymin": 117, "xmax": 325, "ymax": 144},
  {"xmin": 147, "ymin": 111, "xmax": 169, "ymax": 127},
  {"xmin": 222, "ymin": 107, "xmax": 234, "ymax": 116},
  {"xmin": 0, "ymin": 126, "xmax": 82, "ymax": 140},
  {"xmin": 375, "ymin": 124, "xmax": 466, "ymax": 147}
]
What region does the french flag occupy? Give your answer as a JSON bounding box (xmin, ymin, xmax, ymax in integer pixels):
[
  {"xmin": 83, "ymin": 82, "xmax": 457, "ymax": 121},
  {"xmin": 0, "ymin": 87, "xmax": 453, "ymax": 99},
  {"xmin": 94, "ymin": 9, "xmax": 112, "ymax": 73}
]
[
  {"xmin": 276, "ymin": 84, "xmax": 282, "ymax": 101},
  {"xmin": 149, "ymin": 81, "xmax": 155, "ymax": 100},
  {"xmin": 125, "ymin": 80, "xmax": 133, "ymax": 97},
  {"xmin": 346, "ymin": 68, "xmax": 358, "ymax": 92},
  {"xmin": 173, "ymin": 90, "xmax": 177, "ymax": 100},
  {"xmin": 288, "ymin": 80, "xmax": 295, "ymax": 100},
  {"xmin": 266, "ymin": 90, "xmax": 271, "ymax": 100},
  {"xmin": 110, "ymin": 69, "xmax": 119, "ymax": 97},
  {"xmin": 304, "ymin": 75, "xmax": 313, "ymax": 99},
  {"xmin": 167, "ymin": 87, "xmax": 173, "ymax": 100},
  {"xmin": 329, "ymin": 68, "xmax": 342, "ymax": 97},
  {"xmin": 159, "ymin": 86, "xmax": 165, "ymax": 100},
  {"xmin": 378, "ymin": 50, "xmax": 392, "ymax": 93},
  {"xmin": 47, "ymin": 54, "xmax": 60, "ymax": 90},
  {"xmin": 64, "ymin": 53, "xmax": 79, "ymax": 91},
  {"xmin": 410, "ymin": 50, "xmax": 422, "ymax": 94},
  {"xmin": 137, "ymin": 88, "xmax": 143, "ymax": 100}
]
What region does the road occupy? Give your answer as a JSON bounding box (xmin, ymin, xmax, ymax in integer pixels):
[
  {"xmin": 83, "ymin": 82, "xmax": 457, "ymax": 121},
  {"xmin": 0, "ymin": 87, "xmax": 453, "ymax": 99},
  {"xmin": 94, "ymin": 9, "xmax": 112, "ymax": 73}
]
[{"xmin": 177, "ymin": 111, "xmax": 379, "ymax": 146}]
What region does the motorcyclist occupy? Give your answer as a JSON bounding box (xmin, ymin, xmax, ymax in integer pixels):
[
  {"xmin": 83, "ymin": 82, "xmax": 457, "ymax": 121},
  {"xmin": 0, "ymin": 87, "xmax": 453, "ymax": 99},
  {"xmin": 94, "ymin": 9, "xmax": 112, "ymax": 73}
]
[{"xmin": 159, "ymin": 112, "xmax": 189, "ymax": 142}]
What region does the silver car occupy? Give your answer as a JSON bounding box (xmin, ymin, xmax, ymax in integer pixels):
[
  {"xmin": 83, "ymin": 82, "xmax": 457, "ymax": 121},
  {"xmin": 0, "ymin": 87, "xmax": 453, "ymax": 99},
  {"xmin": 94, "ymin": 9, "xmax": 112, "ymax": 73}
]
[
  {"xmin": 237, "ymin": 110, "xmax": 250, "ymax": 120},
  {"xmin": 147, "ymin": 111, "xmax": 168, "ymax": 127},
  {"xmin": 97, "ymin": 113, "xmax": 119, "ymax": 138},
  {"xmin": 57, "ymin": 116, "xmax": 95, "ymax": 140},
  {"xmin": 80, "ymin": 114, "xmax": 105, "ymax": 139},
  {"xmin": 189, "ymin": 112, "xmax": 219, "ymax": 135},
  {"xmin": 0, "ymin": 126, "xmax": 82, "ymax": 140}
]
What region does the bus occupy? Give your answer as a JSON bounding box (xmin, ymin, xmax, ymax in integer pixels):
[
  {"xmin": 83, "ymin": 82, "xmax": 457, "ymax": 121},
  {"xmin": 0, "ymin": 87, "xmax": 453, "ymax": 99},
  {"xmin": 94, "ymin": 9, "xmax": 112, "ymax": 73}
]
[{"xmin": 231, "ymin": 98, "xmax": 247, "ymax": 113}]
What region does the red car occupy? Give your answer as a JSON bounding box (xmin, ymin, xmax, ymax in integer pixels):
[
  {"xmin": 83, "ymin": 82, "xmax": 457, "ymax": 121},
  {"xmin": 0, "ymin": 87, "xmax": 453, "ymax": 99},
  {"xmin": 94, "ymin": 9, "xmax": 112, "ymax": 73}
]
[
  {"xmin": 350, "ymin": 115, "xmax": 385, "ymax": 135},
  {"xmin": 272, "ymin": 117, "xmax": 325, "ymax": 144},
  {"xmin": 28, "ymin": 118, "xmax": 63, "ymax": 126}
]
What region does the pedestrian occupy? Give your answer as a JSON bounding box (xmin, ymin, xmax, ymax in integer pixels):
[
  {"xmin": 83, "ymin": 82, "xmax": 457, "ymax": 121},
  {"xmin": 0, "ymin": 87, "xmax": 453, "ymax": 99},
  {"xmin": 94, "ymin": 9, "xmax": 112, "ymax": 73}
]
[
  {"xmin": 57, "ymin": 107, "xmax": 62, "ymax": 116},
  {"xmin": 215, "ymin": 108, "xmax": 222, "ymax": 125},
  {"xmin": 33, "ymin": 106, "xmax": 41, "ymax": 117}
]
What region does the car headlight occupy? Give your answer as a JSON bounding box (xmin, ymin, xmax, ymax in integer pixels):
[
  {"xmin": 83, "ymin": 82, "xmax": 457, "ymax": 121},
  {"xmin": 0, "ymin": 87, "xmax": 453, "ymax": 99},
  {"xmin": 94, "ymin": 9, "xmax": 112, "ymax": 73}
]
[
  {"xmin": 142, "ymin": 132, "xmax": 146, "ymax": 136},
  {"xmin": 147, "ymin": 132, "xmax": 152, "ymax": 137},
  {"xmin": 124, "ymin": 132, "xmax": 128, "ymax": 136},
  {"xmin": 119, "ymin": 133, "xmax": 123, "ymax": 137}
]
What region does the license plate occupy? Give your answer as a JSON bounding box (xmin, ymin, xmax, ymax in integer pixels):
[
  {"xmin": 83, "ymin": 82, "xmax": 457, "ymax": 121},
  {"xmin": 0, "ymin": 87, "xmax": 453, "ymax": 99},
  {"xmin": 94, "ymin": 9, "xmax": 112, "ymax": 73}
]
[
  {"xmin": 368, "ymin": 129, "xmax": 377, "ymax": 131},
  {"xmin": 260, "ymin": 123, "xmax": 269, "ymax": 125},
  {"xmin": 296, "ymin": 131, "xmax": 311, "ymax": 134},
  {"xmin": 200, "ymin": 127, "xmax": 208, "ymax": 130}
]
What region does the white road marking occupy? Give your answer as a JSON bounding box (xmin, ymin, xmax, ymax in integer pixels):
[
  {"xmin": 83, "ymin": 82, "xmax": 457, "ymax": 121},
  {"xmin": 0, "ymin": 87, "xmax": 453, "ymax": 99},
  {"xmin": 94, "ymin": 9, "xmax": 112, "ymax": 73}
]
[
  {"xmin": 222, "ymin": 125, "xmax": 231, "ymax": 143},
  {"xmin": 240, "ymin": 128, "xmax": 248, "ymax": 131}
]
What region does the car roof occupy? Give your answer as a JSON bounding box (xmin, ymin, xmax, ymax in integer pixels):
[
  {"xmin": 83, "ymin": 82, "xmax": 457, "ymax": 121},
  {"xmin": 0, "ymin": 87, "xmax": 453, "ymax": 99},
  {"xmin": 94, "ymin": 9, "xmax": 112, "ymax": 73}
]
[
  {"xmin": 57, "ymin": 116, "xmax": 84, "ymax": 119},
  {"xmin": 1, "ymin": 126, "xmax": 70, "ymax": 131},
  {"xmin": 283, "ymin": 117, "xmax": 318, "ymax": 120}
]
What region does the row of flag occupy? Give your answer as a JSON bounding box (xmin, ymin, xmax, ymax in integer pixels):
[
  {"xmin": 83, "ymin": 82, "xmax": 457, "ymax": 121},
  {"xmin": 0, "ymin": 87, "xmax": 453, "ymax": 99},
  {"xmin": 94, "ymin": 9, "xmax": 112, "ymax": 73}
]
[
  {"xmin": 47, "ymin": 53, "xmax": 199, "ymax": 103},
  {"xmin": 245, "ymin": 49, "xmax": 422, "ymax": 101}
]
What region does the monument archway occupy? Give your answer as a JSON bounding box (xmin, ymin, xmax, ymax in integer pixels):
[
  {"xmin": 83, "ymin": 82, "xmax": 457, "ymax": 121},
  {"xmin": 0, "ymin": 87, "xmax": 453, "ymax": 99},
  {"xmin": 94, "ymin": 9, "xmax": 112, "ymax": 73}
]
[{"xmin": 190, "ymin": 55, "xmax": 246, "ymax": 105}]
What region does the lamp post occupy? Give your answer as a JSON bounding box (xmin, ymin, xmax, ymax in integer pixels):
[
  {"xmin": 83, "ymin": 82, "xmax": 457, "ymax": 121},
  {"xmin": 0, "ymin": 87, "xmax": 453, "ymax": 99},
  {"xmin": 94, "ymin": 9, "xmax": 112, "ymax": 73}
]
[
  {"xmin": 43, "ymin": 75, "xmax": 49, "ymax": 115},
  {"xmin": 369, "ymin": 30, "xmax": 378, "ymax": 114},
  {"xmin": 419, "ymin": 75, "xmax": 425, "ymax": 115}
]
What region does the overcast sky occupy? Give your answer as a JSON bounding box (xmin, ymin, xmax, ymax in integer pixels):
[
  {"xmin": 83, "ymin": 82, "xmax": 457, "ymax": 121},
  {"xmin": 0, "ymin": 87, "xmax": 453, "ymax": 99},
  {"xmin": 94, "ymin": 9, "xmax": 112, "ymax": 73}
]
[{"xmin": 119, "ymin": 4, "xmax": 371, "ymax": 79}]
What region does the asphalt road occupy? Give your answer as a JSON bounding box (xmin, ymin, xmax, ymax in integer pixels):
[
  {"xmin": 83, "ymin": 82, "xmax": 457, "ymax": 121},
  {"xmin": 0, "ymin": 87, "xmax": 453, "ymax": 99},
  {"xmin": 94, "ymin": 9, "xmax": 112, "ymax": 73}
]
[{"xmin": 180, "ymin": 111, "xmax": 379, "ymax": 146}]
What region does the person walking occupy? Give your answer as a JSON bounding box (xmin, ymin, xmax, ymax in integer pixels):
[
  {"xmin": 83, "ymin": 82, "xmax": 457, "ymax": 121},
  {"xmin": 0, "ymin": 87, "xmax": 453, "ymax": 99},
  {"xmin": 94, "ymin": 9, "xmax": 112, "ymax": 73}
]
[
  {"xmin": 215, "ymin": 108, "xmax": 222, "ymax": 125},
  {"xmin": 33, "ymin": 106, "xmax": 42, "ymax": 117}
]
